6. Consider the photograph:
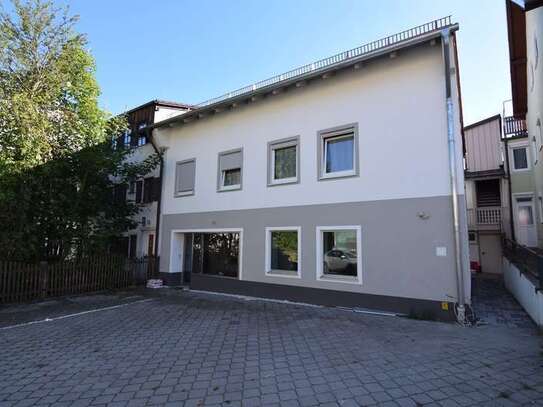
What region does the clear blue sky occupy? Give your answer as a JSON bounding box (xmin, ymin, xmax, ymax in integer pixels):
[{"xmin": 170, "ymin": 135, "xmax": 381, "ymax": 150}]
[{"xmin": 51, "ymin": 0, "xmax": 509, "ymax": 125}]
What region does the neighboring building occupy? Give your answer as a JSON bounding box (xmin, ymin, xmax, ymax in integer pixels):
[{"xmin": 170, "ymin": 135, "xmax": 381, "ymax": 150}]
[
  {"xmin": 150, "ymin": 17, "xmax": 470, "ymax": 320},
  {"xmin": 464, "ymin": 115, "xmax": 510, "ymax": 274},
  {"xmin": 505, "ymin": 0, "xmax": 543, "ymax": 247},
  {"xmin": 113, "ymin": 100, "xmax": 191, "ymax": 258}
]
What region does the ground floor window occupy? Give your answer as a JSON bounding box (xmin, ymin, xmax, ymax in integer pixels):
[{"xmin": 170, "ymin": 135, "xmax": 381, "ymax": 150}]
[
  {"xmin": 191, "ymin": 232, "xmax": 240, "ymax": 278},
  {"xmin": 265, "ymin": 227, "xmax": 301, "ymax": 278},
  {"xmin": 316, "ymin": 226, "xmax": 362, "ymax": 283}
]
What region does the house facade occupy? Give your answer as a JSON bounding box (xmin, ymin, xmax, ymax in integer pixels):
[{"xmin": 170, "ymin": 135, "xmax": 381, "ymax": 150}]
[
  {"xmin": 506, "ymin": 0, "xmax": 543, "ymax": 247},
  {"xmin": 113, "ymin": 100, "xmax": 190, "ymax": 258},
  {"xmin": 151, "ymin": 18, "xmax": 470, "ymax": 320},
  {"xmin": 464, "ymin": 115, "xmax": 510, "ymax": 274}
]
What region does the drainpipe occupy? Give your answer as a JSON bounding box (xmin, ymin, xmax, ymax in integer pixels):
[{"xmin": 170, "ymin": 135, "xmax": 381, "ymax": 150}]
[
  {"xmin": 147, "ymin": 128, "xmax": 163, "ymax": 264},
  {"xmin": 441, "ymin": 29, "xmax": 466, "ymax": 325}
]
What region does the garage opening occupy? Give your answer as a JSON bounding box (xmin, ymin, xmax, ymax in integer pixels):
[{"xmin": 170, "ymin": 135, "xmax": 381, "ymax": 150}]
[{"xmin": 172, "ymin": 231, "xmax": 241, "ymax": 285}]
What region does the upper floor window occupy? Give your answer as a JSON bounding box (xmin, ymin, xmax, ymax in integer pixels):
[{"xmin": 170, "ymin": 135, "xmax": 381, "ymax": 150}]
[
  {"xmin": 268, "ymin": 137, "xmax": 299, "ymax": 186},
  {"xmin": 218, "ymin": 149, "xmax": 243, "ymax": 191},
  {"xmin": 175, "ymin": 158, "xmax": 196, "ymax": 197},
  {"xmin": 123, "ymin": 130, "xmax": 132, "ymax": 148},
  {"xmin": 512, "ymin": 147, "xmax": 529, "ymax": 171},
  {"xmin": 137, "ymin": 122, "xmax": 148, "ymax": 147},
  {"xmin": 318, "ymin": 123, "xmax": 359, "ymax": 180}
]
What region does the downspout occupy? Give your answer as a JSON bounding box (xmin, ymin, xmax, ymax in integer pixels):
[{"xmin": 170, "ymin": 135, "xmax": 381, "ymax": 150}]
[
  {"xmin": 147, "ymin": 128, "xmax": 163, "ymax": 262},
  {"xmin": 441, "ymin": 29, "xmax": 467, "ymax": 325}
]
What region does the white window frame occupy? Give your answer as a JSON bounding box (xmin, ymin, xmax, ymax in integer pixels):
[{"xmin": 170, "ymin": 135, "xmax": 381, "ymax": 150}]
[
  {"xmin": 217, "ymin": 148, "xmax": 243, "ymax": 192},
  {"xmin": 220, "ymin": 169, "xmax": 242, "ymax": 191},
  {"xmin": 265, "ymin": 226, "xmax": 302, "ymax": 279},
  {"xmin": 317, "ymin": 123, "xmax": 359, "ymax": 181},
  {"xmin": 268, "ymin": 137, "xmax": 300, "ymax": 186},
  {"xmin": 316, "ymin": 225, "xmax": 362, "ymax": 285},
  {"xmin": 510, "ymin": 145, "xmax": 531, "ymax": 172}
]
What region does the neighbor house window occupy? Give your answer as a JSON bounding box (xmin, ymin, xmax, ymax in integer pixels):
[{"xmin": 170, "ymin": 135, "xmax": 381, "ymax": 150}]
[
  {"xmin": 217, "ymin": 149, "xmax": 243, "ymax": 191},
  {"xmin": 137, "ymin": 122, "xmax": 147, "ymax": 146},
  {"xmin": 316, "ymin": 226, "xmax": 362, "ymax": 284},
  {"xmin": 318, "ymin": 124, "xmax": 359, "ymax": 180},
  {"xmin": 512, "ymin": 147, "xmax": 529, "ymax": 170},
  {"xmin": 123, "ymin": 130, "xmax": 132, "ymax": 148},
  {"xmin": 265, "ymin": 227, "xmax": 301, "ymax": 278},
  {"xmin": 268, "ymin": 137, "xmax": 299, "ymax": 185},
  {"xmin": 175, "ymin": 158, "xmax": 196, "ymax": 197}
]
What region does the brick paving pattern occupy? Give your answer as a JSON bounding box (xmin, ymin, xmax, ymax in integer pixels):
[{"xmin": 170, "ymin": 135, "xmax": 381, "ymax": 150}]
[
  {"xmin": 0, "ymin": 290, "xmax": 542, "ymax": 406},
  {"xmin": 471, "ymin": 274, "xmax": 535, "ymax": 329}
]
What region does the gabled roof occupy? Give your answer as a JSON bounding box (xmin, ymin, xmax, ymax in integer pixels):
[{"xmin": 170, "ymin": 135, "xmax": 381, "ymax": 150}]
[
  {"xmin": 153, "ymin": 16, "xmax": 458, "ymax": 130},
  {"xmin": 123, "ymin": 99, "xmax": 194, "ymax": 116}
]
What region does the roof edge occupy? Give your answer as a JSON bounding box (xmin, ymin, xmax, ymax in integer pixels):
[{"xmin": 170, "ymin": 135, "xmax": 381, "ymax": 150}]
[{"xmin": 153, "ymin": 19, "xmax": 458, "ymax": 130}]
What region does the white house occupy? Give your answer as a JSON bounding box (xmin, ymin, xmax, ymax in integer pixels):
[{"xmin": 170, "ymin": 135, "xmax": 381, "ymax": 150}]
[
  {"xmin": 113, "ymin": 100, "xmax": 190, "ymax": 258},
  {"xmin": 151, "ymin": 17, "xmax": 470, "ymax": 321}
]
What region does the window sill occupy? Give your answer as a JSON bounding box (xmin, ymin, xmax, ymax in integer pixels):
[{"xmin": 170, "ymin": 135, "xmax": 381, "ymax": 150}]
[
  {"xmin": 174, "ymin": 190, "xmax": 194, "ymax": 198},
  {"xmin": 317, "ymin": 274, "xmax": 361, "ymax": 285},
  {"xmin": 319, "ymin": 170, "xmax": 358, "ymax": 181},
  {"xmin": 218, "ymin": 185, "xmax": 242, "ymax": 192},
  {"xmin": 265, "ymin": 270, "xmax": 301, "ymax": 279},
  {"xmin": 268, "ymin": 178, "xmax": 299, "ymax": 187}
]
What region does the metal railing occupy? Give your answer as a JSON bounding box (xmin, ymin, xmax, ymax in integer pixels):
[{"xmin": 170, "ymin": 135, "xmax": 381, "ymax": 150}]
[
  {"xmin": 467, "ymin": 207, "xmax": 504, "ymax": 228},
  {"xmin": 503, "ymin": 116, "xmax": 528, "ymax": 137},
  {"xmin": 196, "ymin": 16, "xmax": 453, "ymax": 108},
  {"xmin": 503, "ymin": 238, "xmax": 543, "ymax": 290}
]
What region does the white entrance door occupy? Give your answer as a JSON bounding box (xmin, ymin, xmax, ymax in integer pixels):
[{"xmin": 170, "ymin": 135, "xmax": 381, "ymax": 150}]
[{"xmin": 515, "ymin": 195, "xmax": 537, "ymax": 247}]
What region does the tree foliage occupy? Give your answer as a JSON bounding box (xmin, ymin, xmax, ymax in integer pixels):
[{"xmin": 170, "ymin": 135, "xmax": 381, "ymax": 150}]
[{"xmin": 0, "ymin": 0, "xmax": 159, "ymax": 261}]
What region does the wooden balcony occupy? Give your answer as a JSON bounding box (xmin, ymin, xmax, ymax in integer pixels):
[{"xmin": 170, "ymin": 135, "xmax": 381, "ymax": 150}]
[{"xmin": 503, "ymin": 116, "xmax": 528, "ymax": 137}]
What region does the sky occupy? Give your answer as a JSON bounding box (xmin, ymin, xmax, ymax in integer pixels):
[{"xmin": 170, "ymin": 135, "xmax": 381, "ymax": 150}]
[{"xmin": 39, "ymin": 0, "xmax": 510, "ymax": 125}]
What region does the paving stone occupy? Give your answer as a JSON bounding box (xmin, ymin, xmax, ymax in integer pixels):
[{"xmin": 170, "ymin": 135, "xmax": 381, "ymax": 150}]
[{"xmin": 0, "ymin": 288, "xmax": 541, "ymax": 407}]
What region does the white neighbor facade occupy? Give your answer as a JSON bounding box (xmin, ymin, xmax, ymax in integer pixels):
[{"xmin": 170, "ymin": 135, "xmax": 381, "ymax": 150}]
[
  {"xmin": 151, "ymin": 18, "xmax": 470, "ymax": 320},
  {"xmin": 115, "ymin": 100, "xmax": 190, "ymax": 258}
]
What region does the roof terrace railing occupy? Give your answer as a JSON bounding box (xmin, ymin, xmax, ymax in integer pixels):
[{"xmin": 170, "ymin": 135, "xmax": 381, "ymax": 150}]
[{"xmin": 196, "ymin": 16, "xmax": 453, "ymax": 108}]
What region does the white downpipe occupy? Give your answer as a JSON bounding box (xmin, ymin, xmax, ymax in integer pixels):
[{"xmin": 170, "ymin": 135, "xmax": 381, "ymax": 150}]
[{"xmin": 441, "ymin": 29, "xmax": 466, "ymax": 325}]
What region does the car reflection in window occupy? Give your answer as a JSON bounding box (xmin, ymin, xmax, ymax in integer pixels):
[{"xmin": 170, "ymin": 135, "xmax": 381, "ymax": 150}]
[{"xmin": 323, "ymin": 249, "xmax": 357, "ymax": 276}]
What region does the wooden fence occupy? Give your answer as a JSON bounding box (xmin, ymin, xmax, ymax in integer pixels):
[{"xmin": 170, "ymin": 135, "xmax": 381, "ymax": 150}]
[{"xmin": 0, "ymin": 256, "xmax": 159, "ymax": 304}]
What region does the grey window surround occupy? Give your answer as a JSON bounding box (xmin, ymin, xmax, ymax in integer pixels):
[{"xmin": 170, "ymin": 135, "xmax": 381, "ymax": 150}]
[
  {"xmin": 174, "ymin": 158, "xmax": 196, "ymax": 197},
  {"xmin": 217, "ymin": 148, "xmax": 243, "ymax": 192},
  {"xmin": 267, "ymin": 136, "xmax": 300, "ymax": 186},
  {"xmin": 317, "ymin": 123, "xmax": 359, "ymax": 181}
]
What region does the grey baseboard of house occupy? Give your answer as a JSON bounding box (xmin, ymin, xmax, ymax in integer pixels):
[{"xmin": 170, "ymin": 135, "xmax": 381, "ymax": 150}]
[
  {"xmin": 189, "ymin": 274, "xmax": 456, "ymax": 321},
  {"xmin": 159, "ymin": 272, "xmax": 183, "ymax": 286}
]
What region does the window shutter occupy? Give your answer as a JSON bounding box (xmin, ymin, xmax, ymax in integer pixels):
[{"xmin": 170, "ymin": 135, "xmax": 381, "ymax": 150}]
[
  {"xmin": 130, "ymin": 127, "xmax": 138, "ymax": 147},
  {"xmin": 219, "ymin": 150, "xmax": 242, "ymax": 171},
  {"xmin": 135, "ymin": 180, "xmax": 143, "ymax": 203},
  {"xmin": 151, "ymin": 177, "xmax": 161, "ymax": 201},
  {"xmin": 176, "ymin": 160, "xmax": 196, "ymax": 193},
  {"xmin": 113, "ymin": 184, "xmax": 127, "ymax": 204},
  {"xmin": 143, "ymin": 178, "xmax": 153, "ymax": 203}
]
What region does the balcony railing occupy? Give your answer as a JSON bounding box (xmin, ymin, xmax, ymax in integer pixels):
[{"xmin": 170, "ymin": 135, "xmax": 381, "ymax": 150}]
[
  {"xmin": 468, "ymin": 207, "xmax": 503, "ymax": 228},
  {"xmin": 503, "ymin": 116, "xmax": 528, "ymax": 137},
  {"xmin": 195, "ymin": 16, "xmax": 453, "ymax": 108}
]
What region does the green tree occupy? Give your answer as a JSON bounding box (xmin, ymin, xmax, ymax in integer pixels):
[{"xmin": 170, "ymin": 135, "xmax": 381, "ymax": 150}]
[{"xmin": 0, "ymin": 0, "xmax": 159, "ymax": 261}]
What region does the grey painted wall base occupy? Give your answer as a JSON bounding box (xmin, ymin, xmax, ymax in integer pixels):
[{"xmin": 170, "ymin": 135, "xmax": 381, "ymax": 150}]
[
  {"xmin": 160, "ymin": 272, "xmax": 182, "ymax": 286},
  {"xmin": 190, "ymin": 274, "xmax": 456, "ymax": 321}
]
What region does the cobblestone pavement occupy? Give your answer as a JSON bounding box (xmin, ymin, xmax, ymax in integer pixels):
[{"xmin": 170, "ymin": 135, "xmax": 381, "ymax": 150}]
[
  {"xmin": 1, "ymin": 290, "xmax": 542, "ymax": 407},
  {"xmin": 471, "ymin": 274, "xmax": 535, "ymax": 329}
]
